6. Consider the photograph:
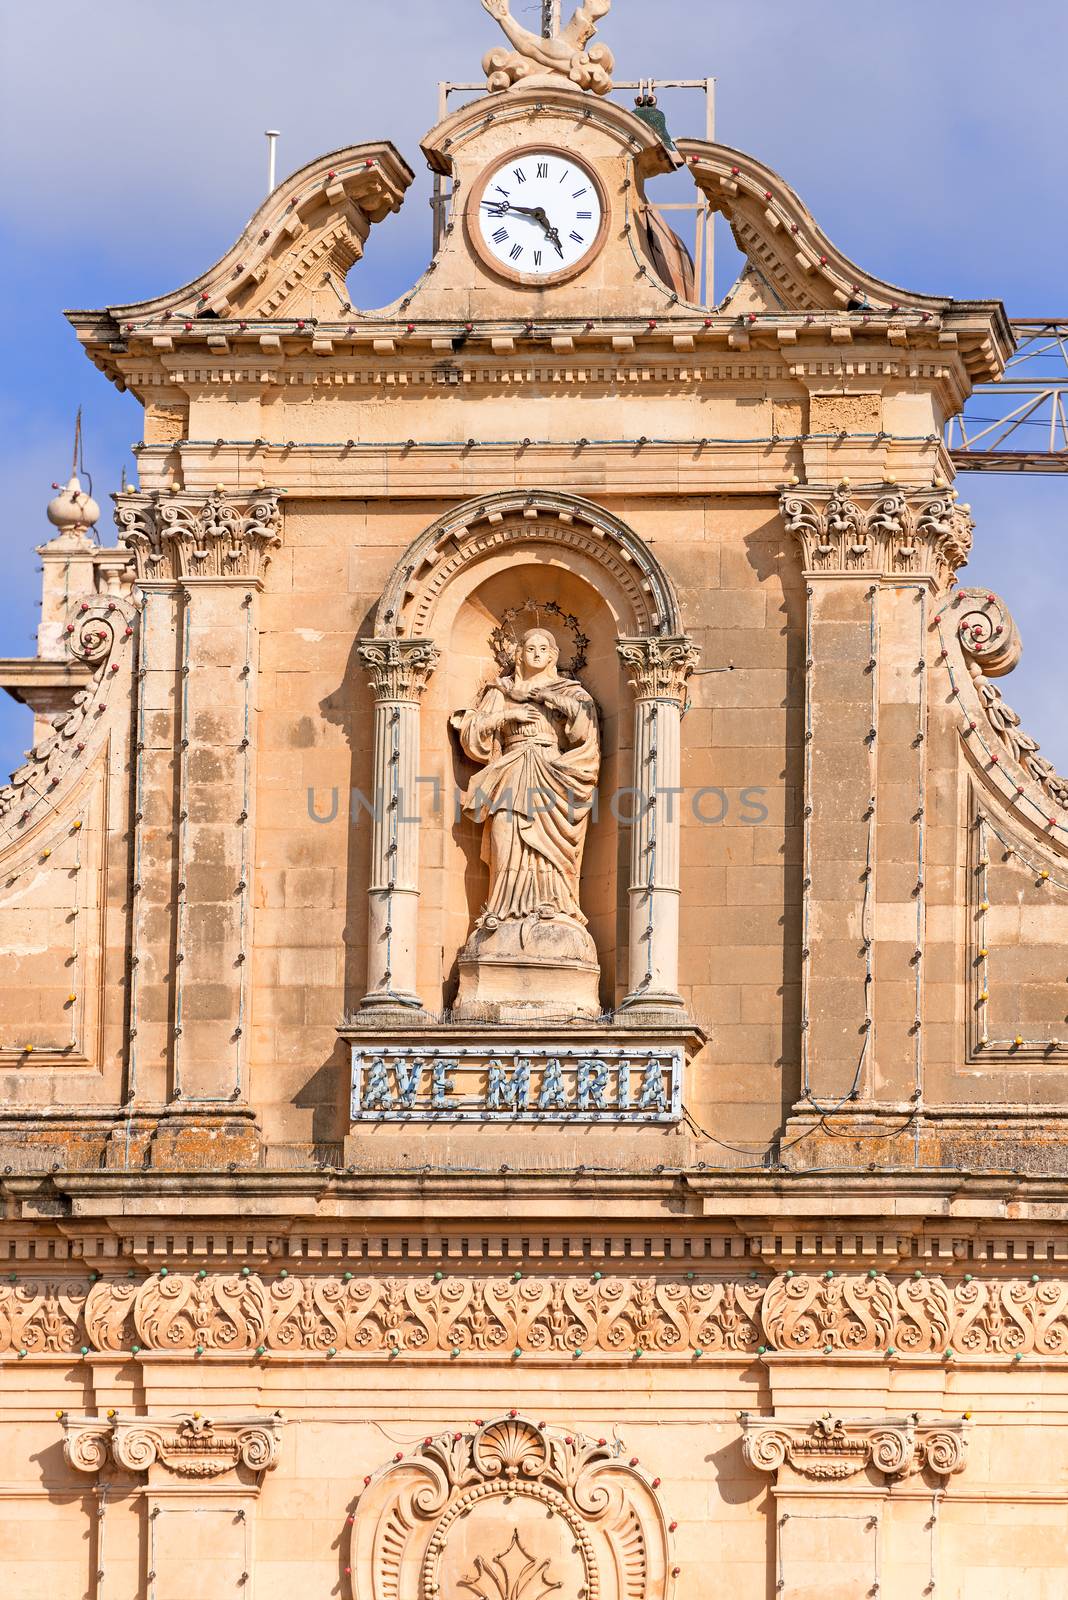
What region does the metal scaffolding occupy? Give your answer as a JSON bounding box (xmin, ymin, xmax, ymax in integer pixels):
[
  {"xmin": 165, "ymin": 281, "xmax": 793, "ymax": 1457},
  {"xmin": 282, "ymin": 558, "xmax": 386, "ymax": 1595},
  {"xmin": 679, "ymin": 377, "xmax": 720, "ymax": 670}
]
[{"xmin": 950, "ymin": 321, "xmax": 1068, "ymax": 473}]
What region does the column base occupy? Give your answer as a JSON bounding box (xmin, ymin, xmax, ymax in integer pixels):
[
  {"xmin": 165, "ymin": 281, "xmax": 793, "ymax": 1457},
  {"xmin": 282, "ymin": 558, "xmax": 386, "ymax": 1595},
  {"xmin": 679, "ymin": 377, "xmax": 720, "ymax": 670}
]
[
  {"xmin": 617, "ymin": 987, "xmax": 686, "ymax": 1014},
  {"xmin": 358, "ymin": 988, "xmax": 428, "ymax": 1015}
]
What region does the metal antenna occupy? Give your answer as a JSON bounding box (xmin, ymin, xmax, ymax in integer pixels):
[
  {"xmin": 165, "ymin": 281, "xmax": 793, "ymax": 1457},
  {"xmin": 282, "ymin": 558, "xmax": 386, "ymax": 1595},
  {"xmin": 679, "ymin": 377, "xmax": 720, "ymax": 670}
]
[
  {"xmin": 71, "ymin": 407, "xmax": 82, "ymax": 476},
  {"xmin": 265, "ymin": 130, "xmax": 280, "ymax": 194}
]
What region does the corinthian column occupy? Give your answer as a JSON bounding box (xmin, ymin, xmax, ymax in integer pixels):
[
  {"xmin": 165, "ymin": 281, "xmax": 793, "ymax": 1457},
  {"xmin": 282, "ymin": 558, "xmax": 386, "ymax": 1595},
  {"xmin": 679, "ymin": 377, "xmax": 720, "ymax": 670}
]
[
  {"xmin": 355, "ymin": 638, "xmax": 440, "ymax": 1011},
  {"xmin": 616, "ymin": 635, "xmax": 699, "ymax": 1012}
]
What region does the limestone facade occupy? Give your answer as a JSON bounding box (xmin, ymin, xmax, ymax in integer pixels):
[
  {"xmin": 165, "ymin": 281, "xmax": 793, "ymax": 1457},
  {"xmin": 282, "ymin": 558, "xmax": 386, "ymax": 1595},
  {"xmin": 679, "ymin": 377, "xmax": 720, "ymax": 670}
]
[{"xmin": 2, "ymin": 11, "xmax": 1066, "ymax": 1596}]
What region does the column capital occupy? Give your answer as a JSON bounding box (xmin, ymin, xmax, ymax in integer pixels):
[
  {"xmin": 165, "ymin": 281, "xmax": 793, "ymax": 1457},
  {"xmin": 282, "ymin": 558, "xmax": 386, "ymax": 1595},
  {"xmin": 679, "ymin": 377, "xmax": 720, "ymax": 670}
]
[
  {"xmin": 115, "ymin": 488, "xmax": 282, "ymax": 582},
  {"xmin": 781, "ymin": 482, "xmax": 973, "ymax": 582},
  {"xmin": 616, "ymin": 634, "xmax": 699, "ymax": 704},
  {"xmin": 357, "ymin": 637, "xmax": 440, "ymax": 701}
]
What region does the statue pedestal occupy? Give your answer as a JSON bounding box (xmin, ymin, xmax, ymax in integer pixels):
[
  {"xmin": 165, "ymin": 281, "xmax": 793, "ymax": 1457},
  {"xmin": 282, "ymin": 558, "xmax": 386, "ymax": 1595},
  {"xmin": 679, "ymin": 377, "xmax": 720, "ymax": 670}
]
[{"xmin": 454, "ymin": 915, "xmax": 602, "ymax": 1022}]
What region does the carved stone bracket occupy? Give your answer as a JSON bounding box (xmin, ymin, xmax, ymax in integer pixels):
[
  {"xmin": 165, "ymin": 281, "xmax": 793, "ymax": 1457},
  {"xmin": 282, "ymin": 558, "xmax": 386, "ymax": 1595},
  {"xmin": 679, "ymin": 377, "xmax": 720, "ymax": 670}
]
[
  {"xmin": 616, "ymin": 636, "xmax": 700, "ymax": 705},
  {"xmin": 115, "ymin": 489, "xmax": 282, "ymax": 581},
  {"xmin": 4, "ymin": 1270, "xmax": 1068, "ymax": 1359},
  {"xmin": 740, "ymin": 1412, "xmax": 968, "ymax": 1484},
  {"xmin": 356, "ymin": 637, "xmax": 441, "ymax": 701},
  {"xmin": 781, "ymin": 485, "xmax": 973, "ymax": 581},
  {"xmin": 64, "ymin": 1411, "xmax": 284, "ymax": 1480},
  {"xmin": 350, "ymin": 1413, "xmax": 669, "ymax": 1600}
]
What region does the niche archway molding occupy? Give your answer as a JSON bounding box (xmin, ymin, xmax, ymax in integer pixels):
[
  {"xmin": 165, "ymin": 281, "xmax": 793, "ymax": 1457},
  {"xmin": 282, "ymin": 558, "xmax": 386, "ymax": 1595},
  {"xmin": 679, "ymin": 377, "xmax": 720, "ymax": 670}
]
[{"xmin": 357, "ymin": 490, "xmax": 696, "ymax": 1014}]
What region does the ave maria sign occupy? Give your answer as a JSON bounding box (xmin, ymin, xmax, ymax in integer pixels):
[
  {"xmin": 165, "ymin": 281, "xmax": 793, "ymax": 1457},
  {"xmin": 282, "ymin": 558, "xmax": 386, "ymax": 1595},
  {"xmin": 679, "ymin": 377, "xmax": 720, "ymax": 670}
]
[{"xmin": 348, "ymin": 1042, "xmax": 683, "ymax": 1123}]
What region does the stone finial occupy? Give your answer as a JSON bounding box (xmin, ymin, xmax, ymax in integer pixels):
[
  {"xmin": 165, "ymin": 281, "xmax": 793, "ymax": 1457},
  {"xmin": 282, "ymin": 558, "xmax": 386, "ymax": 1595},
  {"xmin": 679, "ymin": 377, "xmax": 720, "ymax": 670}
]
[
  {"xmin": 356, "ymin": 638, "xmax": 440, "ymax": 701},
  {"xmin": 481, "ymin": 0, "xmax": 614, "ymax": 96},
  {"xmin": 46, "ymin": 474, "xmax": 100, "ymax": 539},
  {"xmin": 616, "ymin": 635, "xmax": 699, "ymax": 704}
]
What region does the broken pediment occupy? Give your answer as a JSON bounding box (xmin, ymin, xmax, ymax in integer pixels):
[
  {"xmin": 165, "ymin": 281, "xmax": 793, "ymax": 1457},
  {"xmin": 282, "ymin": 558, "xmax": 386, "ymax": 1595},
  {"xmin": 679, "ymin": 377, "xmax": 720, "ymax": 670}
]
[
  {"xmin": 67, "ymin": 140, "xmax": 413, "ymax": 344},
  {"xmin": 680, "ymin": 138, "xmax": 1012, "ymax": 378}
]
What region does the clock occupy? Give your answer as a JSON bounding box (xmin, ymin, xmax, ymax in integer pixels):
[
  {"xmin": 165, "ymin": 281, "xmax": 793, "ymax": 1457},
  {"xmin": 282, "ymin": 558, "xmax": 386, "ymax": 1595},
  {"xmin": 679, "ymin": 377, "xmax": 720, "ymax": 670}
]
[{"xmin": 468, "ymin": 146, "xmax": 608, "ymax": 287}]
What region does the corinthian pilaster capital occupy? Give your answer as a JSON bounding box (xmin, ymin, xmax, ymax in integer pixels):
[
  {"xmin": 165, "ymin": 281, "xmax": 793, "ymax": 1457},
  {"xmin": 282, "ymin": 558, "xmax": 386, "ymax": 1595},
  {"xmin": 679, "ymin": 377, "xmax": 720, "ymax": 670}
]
[
  {"xmin": 616, "ymin": 635, "xmax": 699, "ymax": 704},
  {"xmin": 356, "ymin": 637, "xmax": 440, "ymax": 701},
  {"xmin": 115, "ymin": 488, "xmax": 282, "ymax": 581},
  {"xmin": 781, "ymin": 483, "xmax": 973, "ymax": 581}
]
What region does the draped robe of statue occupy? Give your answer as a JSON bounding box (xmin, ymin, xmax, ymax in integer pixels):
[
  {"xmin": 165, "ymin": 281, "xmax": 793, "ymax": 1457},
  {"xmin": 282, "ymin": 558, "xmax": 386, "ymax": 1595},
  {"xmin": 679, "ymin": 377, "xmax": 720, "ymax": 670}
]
[{"xmin": 455, "ymin": 628, "xmax": 601, "ymax": 1015}]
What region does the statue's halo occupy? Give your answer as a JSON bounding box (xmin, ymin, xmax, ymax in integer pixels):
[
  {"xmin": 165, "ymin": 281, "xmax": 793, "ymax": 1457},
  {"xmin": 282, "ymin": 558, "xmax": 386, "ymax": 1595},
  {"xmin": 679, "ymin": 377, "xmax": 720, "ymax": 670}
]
[{"xmin": 489, "ymin": 599, "xmax": 590, "ymax": 676}]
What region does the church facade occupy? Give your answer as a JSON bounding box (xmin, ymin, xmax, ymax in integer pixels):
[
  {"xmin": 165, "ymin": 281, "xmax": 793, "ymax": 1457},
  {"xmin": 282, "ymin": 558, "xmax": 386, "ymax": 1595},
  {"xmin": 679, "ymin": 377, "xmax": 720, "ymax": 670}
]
[{"xmin": 1, "ymin": 5, "xmax": 1065, "ymax": 1595}]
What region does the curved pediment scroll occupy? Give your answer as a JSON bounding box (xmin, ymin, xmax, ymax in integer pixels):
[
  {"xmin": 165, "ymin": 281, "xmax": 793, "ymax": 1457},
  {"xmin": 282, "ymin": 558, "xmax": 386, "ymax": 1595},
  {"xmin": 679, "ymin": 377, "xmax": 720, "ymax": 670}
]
[
  {"xmin": 72, "ymin": 142, "xmax": 413, "ymax": 335},
  {"xmin": 679, "ymin": 140, "xmax": 1010, "ymax": 381},
  {"xmin": 350, "ymin": 1414, "xmax": 672, "ymax": 1600}
]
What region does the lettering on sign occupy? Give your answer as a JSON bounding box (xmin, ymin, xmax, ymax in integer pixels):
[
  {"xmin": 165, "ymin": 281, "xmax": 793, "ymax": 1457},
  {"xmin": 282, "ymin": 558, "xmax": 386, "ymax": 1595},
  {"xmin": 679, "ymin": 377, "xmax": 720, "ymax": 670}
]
[{"xmin": 349, "ymin": 1044, "xmax": 682, "ymax": 1122}]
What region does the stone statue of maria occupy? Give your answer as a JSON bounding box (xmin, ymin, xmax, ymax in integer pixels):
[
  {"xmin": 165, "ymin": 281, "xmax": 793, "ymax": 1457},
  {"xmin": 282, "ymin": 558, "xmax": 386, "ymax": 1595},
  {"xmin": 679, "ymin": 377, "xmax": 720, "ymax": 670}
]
[{"xmin": 454, "ymin": 627, "xmax": 601, "ymax": 1015}]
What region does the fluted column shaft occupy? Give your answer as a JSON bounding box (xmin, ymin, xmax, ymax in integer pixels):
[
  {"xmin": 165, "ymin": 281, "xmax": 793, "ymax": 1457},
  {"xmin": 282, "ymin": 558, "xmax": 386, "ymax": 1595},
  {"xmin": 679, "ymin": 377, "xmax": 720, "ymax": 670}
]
[
  {"xmin": 617, "ymin": 636, "xmax": 698, "ymax": 1011},
  {"xmin": 356, "ymin": 639, "xmax": 439, "ymax": 1011}
]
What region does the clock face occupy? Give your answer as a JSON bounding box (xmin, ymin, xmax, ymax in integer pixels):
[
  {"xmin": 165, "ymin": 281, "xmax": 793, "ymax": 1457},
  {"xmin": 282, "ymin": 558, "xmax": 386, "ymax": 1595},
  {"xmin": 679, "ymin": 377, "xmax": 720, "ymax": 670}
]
[{"xmin": 470, "ymin": 148, "xmax": 607, "ymax": 285}]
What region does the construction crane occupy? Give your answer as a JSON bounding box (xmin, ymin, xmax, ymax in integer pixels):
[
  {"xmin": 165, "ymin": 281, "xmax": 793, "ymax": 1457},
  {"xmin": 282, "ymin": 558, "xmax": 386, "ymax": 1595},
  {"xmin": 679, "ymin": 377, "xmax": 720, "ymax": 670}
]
[{"xmin": 950, "ymin": 320, "xmax": 1068, "ymax": 473}]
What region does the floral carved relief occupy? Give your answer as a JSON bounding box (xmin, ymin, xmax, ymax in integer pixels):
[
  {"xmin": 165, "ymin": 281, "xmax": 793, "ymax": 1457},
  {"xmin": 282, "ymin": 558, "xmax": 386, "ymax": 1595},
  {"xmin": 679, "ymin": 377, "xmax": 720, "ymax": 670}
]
[
  {"xmin": 5, "ymin": 1272, "xmax": 1068, "ymax": 1360},
  {"xmin": 350, "ymin": 1414, "xmax": 669, "ymax": 1600}
]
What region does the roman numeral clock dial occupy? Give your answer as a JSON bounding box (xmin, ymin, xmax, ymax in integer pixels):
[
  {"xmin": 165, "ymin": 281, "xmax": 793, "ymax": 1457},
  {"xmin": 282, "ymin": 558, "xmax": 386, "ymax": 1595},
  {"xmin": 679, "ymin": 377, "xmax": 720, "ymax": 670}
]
[{"xmin": 469, "ymin": 148, "xmax": 607, "ymax": 286}]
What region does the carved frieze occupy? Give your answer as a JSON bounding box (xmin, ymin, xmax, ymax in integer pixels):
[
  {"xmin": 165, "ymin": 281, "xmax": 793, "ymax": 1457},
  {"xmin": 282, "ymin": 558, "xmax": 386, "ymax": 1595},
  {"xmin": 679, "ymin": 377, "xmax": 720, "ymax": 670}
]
[
  {"xmin": 6, "ymin": 1271, "xmax": 1068, "ymax": 1360},
  {"xmin": 781, "ymin": 485, "xmax": 973, "ymax": 580},
  {"xmin": 64, "ymin": 1411, "xmax": 283, "ymax": 1479},
  {"xmin": 740, "ymin": 1412, "xmax": 968, "ymax": 1483},
  {"xmin": 350, "ymin": 1413, "xmax": 668, "ymax": 1600},
  {"xmin": 115, "ymin": 489, "xmax": 281, "ymax": 581}
]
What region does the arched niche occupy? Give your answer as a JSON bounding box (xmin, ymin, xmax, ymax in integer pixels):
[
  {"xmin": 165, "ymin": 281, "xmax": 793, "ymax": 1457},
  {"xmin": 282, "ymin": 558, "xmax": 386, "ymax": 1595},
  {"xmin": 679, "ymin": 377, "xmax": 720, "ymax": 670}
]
[{"xmin": 357, "ymin": 491, "xmax": 694, "ymax": 1017}]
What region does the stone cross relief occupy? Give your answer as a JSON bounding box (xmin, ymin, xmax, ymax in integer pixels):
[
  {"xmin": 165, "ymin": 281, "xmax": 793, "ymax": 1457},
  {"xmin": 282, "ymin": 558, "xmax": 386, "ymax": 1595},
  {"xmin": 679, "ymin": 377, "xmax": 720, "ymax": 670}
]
[{"xmin": 481, "ymin": 0, "xmax": 615, "ymax": 95}]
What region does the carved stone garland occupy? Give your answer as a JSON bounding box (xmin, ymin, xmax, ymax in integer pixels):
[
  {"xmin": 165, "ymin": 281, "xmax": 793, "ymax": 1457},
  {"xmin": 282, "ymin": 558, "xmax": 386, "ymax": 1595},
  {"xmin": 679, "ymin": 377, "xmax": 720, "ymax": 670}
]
[
  {"xmin": 6, "ymin": 1271, "xmax": 1068, "ymax": 1359},
  {"xmin": 350, "ymin": 1414, "xmax": 669, "ymax": 1600}
]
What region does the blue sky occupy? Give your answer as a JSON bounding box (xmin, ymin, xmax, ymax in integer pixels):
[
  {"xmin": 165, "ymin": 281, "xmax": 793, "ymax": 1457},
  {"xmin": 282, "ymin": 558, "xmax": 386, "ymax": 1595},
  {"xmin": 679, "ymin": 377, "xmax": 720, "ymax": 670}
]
[{"xmin": 2, "ymin": 0, "xmax": 1066, "ymax": 776}]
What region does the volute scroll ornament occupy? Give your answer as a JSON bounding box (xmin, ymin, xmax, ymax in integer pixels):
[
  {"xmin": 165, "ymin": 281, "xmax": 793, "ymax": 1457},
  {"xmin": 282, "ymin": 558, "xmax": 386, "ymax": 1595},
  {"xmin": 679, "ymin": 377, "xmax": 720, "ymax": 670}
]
[
  {"xmin": 63, "ymin": 1411, "xmax": 284, "ymax": 1481},
  {"xmin": 740, "ymin": 1412, "xmax": 969, "ymax": 1485}
]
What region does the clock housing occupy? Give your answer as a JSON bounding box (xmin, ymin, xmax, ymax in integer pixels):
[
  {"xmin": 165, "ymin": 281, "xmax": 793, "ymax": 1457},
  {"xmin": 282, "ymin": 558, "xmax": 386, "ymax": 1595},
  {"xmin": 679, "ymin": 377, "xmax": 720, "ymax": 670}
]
[
  {"xmin": 468, "ymin": 146, "xmax": 609, "ymax": 287},
  {"xmin": 412, "ymin": 86, "xmax": 681, "ymax": 319}
]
